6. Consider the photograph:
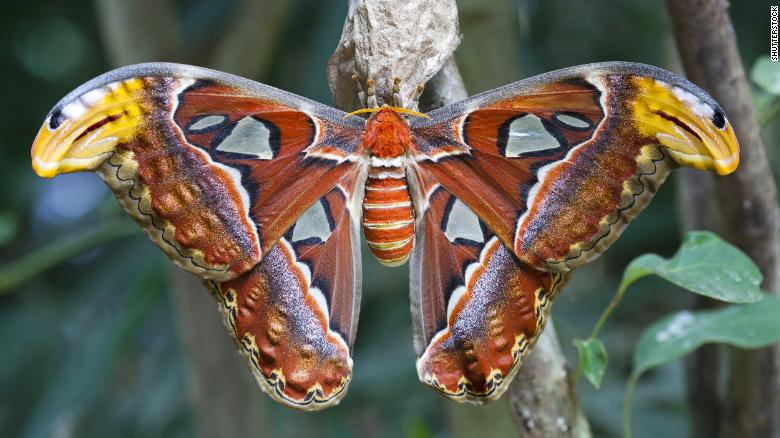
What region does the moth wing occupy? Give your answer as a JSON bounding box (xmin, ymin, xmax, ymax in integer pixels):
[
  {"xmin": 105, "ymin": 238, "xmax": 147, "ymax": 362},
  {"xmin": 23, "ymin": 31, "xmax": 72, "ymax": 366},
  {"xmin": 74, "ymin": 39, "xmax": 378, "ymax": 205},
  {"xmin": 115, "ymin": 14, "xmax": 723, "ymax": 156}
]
[
  {"xmin": 410, "ymin": 61, "xmax": 738, "ymax": 272},
  {"xmin": 407, "ymin": 175, "xmax": 567, "ymax": 402},
  {"xmin": 32, "ymin": 63, "xmax": 365, "ymax": 281},
  {"xmin": 207, "ymin": 176, "xmax": 363, "ymax": 410}
]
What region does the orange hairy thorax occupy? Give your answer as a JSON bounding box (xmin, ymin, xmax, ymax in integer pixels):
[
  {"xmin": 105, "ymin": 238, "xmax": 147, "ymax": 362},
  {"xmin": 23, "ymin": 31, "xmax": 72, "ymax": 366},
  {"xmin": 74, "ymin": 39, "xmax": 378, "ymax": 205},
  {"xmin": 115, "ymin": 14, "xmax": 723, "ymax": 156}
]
[
  {"xmin": 360, "ymin": 107, "xmax": 417, "ymax": 266},
  {"xmin": 362, "ymin": 108, "xmax": 414, "ymax": 158}
]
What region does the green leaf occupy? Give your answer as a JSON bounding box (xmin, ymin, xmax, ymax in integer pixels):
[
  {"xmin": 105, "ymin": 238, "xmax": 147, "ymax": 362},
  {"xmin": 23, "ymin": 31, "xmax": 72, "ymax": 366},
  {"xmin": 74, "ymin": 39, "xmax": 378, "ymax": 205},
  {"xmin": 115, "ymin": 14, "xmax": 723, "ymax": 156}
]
[
  {"xmin": 574, "ymin": 338, "xmax": 607, "ymax": 388},
  {"xmin": 632, "ymin": 295, "xmax": 780, "ymax": 376},
  {"xmin": 623, "ymin": 295, "xmax": 780, "ymax": 437},
  {"xmin": 751, "ymin": 55, "xmax": 780, "ymax": 95},
  {"xmin": 618, "ymin": 231, "xmax": 763, "ymax": 304}
]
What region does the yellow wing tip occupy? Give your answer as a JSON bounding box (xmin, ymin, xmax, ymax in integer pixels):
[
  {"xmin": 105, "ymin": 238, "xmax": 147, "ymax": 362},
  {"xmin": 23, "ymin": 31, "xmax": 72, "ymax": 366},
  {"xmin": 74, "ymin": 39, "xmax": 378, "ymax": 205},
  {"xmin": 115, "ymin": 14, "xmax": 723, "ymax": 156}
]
[
  {"xmin": 31, "ymin": 156, "xmax": 58, "ymax": 178},
  {"xmin": 631, "ymin": 76, "xmax": 741, "ymax": 175},
  {"xmin": 31, "ymin": 78, "xmax": 147, "ymax": 178},
  {"xmin": 31, "ymin": 164, "xmax": 54, "ymax": 178},
  {"xmin": 713, "ymin": 153, "xmax": 740, "ymax": 176}
]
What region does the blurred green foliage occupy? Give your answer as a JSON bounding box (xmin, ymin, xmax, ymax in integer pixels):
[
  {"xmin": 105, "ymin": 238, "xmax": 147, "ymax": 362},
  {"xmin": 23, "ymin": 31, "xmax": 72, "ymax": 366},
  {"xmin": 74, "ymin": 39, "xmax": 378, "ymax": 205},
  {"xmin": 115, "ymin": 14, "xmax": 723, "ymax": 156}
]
[
  {"xmin": 751, "ymin": 54, "xmax": 780, "ymax": 126},
  {"xmin": 570, "ymin": 231, "xmax": 776, "ymax": 437},
  {"xmin": 0, "ymin": 1, "xmax": 775, "ymax": 437}
]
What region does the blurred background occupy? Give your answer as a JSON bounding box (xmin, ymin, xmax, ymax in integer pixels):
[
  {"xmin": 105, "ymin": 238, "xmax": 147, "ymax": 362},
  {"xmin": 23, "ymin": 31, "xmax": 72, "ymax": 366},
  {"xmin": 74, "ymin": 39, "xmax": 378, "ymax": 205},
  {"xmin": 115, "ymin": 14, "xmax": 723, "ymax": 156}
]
[{"xmin": 0, "ymin": 1, "xmax": 774, "ymax": 437}]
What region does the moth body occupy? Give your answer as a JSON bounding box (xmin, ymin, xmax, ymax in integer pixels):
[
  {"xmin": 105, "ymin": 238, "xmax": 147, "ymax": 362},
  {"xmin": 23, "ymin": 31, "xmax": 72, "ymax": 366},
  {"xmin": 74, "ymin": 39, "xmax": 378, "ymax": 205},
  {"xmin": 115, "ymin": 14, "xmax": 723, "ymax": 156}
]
[{"xmin": 361, "ymin": 108, "xmax": 416, "ymax": 266}]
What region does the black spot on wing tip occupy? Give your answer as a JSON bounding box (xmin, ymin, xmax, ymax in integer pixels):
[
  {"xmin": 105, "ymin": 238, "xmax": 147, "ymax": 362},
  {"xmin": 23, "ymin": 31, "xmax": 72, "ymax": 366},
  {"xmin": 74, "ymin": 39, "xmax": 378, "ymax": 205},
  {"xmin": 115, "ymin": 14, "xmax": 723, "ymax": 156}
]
[
  {"xmin": 712, "ymin": 110, "xmax": 726, "ymax": 130},
  {"xmin": 49, "ymin": 108, "xmax": 64, "ymax": 129}
]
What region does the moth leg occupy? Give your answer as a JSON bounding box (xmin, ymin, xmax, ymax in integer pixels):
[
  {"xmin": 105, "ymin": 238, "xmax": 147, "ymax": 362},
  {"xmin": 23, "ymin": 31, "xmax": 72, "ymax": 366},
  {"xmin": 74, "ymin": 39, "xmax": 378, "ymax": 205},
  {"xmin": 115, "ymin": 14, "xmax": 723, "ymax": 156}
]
[
  {"xmin": 410, "ymin": 83, "xmax": 425, "ymax": 105},
  {"xmin": 351, "ymin": 75, "xmax": 379, "ymax": 108},
  {"xmin": 391, "ymin": 76, "xmax": 403, "ymax": 107},
  {"xmin": 389, "ymin": 76, "xmax": 424, "ymax": 109},
  {"xmin": 366, "ymin": 79, "xmax": 378, "ymax": 108},
  {"xmin": 351, "ymin": 74, "xmax": 367, "ymax": 108}
]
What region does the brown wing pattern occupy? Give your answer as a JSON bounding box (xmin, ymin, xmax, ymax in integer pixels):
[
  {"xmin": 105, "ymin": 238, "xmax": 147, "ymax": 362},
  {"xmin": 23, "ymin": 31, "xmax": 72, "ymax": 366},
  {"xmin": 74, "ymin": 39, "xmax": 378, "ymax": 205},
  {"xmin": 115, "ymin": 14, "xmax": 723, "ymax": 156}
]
[
  {"xmin": 409, "ymin": 179, "xmax": 567, "ymax": 402},
  {"xmin": 206, "ymin": 178, "xmax": 362, "ymax": 410},
  {"xmin": 31, "ymin": 64, "xmax": 366, "ymax": 411},
  {"xmin": 411, "ymin": 62, "xmax": 739, "ymax": 273},
  {"xmin": 32, "ymin": 64, "xmax": 364, "ymax": 281}
]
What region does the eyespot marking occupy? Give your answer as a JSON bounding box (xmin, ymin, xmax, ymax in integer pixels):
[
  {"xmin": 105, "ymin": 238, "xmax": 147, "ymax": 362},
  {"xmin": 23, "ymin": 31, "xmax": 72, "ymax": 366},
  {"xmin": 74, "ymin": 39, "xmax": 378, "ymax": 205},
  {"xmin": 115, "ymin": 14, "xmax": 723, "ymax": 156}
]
[{"xmin": 49, "ymin": 109, "xmax": 64, "ymax": 130}]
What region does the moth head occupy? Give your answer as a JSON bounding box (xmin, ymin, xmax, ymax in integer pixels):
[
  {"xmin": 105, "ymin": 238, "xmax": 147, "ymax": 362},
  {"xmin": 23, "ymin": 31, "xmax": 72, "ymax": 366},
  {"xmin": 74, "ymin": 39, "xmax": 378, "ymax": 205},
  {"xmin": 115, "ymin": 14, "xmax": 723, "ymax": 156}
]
[
  {"xmin": 630, "ymin": 76, "xmax": 739, "ymax": 175},
  {"xmin": 31, "ymin": 79, "xmax": 145, "ymax": 178}
]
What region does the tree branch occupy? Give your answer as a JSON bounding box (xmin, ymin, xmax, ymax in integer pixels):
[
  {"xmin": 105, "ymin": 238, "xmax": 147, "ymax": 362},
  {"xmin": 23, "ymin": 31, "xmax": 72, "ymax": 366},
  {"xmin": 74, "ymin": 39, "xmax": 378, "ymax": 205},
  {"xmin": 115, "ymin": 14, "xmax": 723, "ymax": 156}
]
[
  {"xmin": 207, "ymin": 0, "xmax": 292, "ymax": 78},
  {"xmin": 666, "ymin": 1, "xmax": 780, "ymax": 436},
  {"xmin": 508, "ymin": 324, "xmax": 591, "ymax": 438},
  {"xmin": 94, "ymin": 0, "xmax": 186, "ymax": 65},
  {"xmin": 663, "ymin": 31, "xmax": 725, "ymax": 438}
]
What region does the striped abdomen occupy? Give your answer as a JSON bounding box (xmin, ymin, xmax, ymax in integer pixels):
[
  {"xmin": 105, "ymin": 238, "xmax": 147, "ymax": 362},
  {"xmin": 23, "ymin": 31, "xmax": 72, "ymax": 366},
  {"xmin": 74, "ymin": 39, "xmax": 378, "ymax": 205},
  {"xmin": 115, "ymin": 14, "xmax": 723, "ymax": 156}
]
[{"xmin": 362, "ymin": 165, "xmax": 415, "ymax": 266}]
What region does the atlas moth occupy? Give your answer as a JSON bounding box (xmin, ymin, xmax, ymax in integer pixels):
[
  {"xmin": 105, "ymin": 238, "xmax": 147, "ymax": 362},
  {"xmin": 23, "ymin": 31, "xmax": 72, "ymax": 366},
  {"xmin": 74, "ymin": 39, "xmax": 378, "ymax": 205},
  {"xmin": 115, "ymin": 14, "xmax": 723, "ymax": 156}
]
[{"xmin": 32, "ymin": 62, "xmax": 739, "ymax": 410}]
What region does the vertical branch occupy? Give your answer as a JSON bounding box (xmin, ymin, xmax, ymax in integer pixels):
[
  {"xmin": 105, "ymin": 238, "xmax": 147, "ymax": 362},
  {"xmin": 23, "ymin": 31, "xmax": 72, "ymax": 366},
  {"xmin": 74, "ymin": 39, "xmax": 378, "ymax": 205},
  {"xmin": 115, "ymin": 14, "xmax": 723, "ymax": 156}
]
[
  {"xmin": 508, "ymin": 324, "xmax": 591, "ymax": 438},
  {"xmin": 664, "ymin": 32, "xmax": 724, "ymax": 438},
  {"xmin": 207, "ymin": 0, "xmax": 292, "ymax": 78},
  {"xmin": 666, "ymin": 1, "xmax": 780, "ymax": 437},
  {"xmin": 94, "ymin": 0, "xmax": 186, "ymax": 65}
]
